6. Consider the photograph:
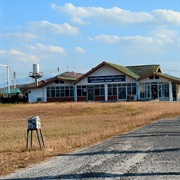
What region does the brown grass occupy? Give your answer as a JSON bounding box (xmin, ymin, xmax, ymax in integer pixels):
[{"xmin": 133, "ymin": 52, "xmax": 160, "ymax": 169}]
[{"xmin": 0, "ymin": 101, "xmax": 180, "ymax": 175}]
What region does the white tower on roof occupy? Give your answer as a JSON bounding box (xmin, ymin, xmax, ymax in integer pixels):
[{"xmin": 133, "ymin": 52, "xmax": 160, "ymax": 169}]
[{"xmin": 29, "ymin": 64, "xmax": 43, "ymax": 86}]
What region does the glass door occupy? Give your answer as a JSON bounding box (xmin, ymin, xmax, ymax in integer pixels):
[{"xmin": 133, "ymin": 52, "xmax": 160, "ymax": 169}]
[
  {"xmin": 158, "ymin": 84, "xmax": 162, "ymax": 98},
  {"xmin": 87, "ymin": 88, "xmax": 94, "ymax": 101},
  {"xmin": 118, "ymin": 87, "xmax": 126, "ymax": 100},
  {"xmin": 145, "ymin": 85, "xmax": 151, "ymax": 98},
  {"xmin": 151, "ymin": 85, "xmax": 158, "ymax": 99}
]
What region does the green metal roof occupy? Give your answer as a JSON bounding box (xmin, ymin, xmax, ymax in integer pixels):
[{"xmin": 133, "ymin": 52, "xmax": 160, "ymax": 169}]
[
  {"xmin": 58, "ymin": 76, "xmax": 77, "ymax": 82},
  {"xmin": 1, "ymin": 88, "xmax": 21, "ymax": 94},
  {"xmin": 154, "ymin": 72, "xmax": 180, "ymax": 83},
  {"xmin": 126, "ymin": 64, "xmax": 161, "ymax": 77},
  {"xmin": 105, "ymin": 62, "xmax": 180, "ymax": 83},
  {"xmin": 106, "ymin": 62, "xmax": 140, "ymax": 79}
]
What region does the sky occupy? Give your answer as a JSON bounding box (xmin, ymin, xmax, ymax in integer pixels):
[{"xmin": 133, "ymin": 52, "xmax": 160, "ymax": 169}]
[{"xmin": 0, "ymin": 0, "xmax": 180, "ymax": 86}]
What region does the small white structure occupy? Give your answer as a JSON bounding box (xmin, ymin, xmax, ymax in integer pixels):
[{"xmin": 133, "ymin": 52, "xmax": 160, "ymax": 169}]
[{"xmin": 27, "ymin": 116, "xmax": 41, "ymax": 130}]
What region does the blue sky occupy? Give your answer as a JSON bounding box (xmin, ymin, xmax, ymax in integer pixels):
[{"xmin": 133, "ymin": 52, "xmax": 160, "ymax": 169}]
[{"xmin": 0, "ymin": 0, "xmax": 180, "ymax": 86}]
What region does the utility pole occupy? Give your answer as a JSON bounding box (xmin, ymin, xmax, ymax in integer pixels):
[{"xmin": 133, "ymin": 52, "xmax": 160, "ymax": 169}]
[
  {"xmin": 0, "ymin": 64, "xmax": 10, "ymax": 96},
  {"xmin": 14, "ymin": 71, "xmax": 16, "ymax": 88}
]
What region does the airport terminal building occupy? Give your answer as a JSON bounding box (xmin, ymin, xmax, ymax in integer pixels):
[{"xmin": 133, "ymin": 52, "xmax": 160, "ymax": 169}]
[{"xmin": 27, "ymin": 61, "xmax": 180, "ymax": 103}]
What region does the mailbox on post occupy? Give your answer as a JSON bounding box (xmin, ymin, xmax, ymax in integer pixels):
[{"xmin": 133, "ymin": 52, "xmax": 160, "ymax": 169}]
[
  {"xmin": 26, "ymin": 116, "xmax": 45, "ymax": 150},
  {"xmin": 27, "ymin": 116, "xmax": 41, "ymax": 130}
]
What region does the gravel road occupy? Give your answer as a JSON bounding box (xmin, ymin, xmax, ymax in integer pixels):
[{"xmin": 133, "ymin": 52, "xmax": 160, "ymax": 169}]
[{"xmin": 1, "ymin": 118, "xmax": 180, "ymax": 180}]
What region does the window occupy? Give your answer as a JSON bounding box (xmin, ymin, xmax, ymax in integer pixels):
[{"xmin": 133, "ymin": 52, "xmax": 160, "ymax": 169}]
[
  {"xmin": 55, "ymin": 80, "xmax": 64, "ymax": 84},
  {"xmin": 95, "ymin": 85, "xmax": 100, "ymax": 95},
  {"xmin": 100, "ymin": 85, "xmax": 105, "ymax": 95},
  {"xmin": 46, "ymin": 86, "xmax": 74, "ymax": 98},
  {"xmin": 77, "ymin": 85, "xmax": 87, "ymax": 97},
  {"xmin": 149, "ymin": 75, "xmax": 154, "ymax": 79},
  {"xmin": 55, "ymin": 80, "xmax": 59, "ymax": 84},
  {"xmin": 65, "ymin": 86, "xmax": 69, "ymax": 96},
  {"xmin": 95, "ymin": 85, "xmax": 105, "ymax": 96},
  {"xmin": 163, "ymin": 83, "xmax": 169, "ymax": 97},
  {"xmin": 47, "ymin": 87, "xmax": 50, "ymax": 97},
  {"xmin": 108, "ymin": 84, "xmax": 113, "ymax": 95},
  {"xmin": 155, "ymin": 76, "xmax": 159, "ymax": 79},
  {"xmin": 132, "ymin": 86, "xmax": 136, "ymax": 94},
  {"xmin": 60, "ymin": 87, "xmax": 64, "ymax": 97},
  {"xmin": 127, "ymin": 87, "xmax": 131, "ymax": 95},
  {"xmin": 82, "ymin": 86, "xmax": 87, "ymax": 96},
  {"xmin": 95, "ymin": 88, "xmax": 100, "ymax": 95},
  {"xmin": 113, "ymin": 84, "xmax": 117, "ymax": 95},
  {"xmin": 56, "ymin": 87, "xmax": 60, "ymax": 97},
  {"xmin": 77, "ymin": 86, "xmax": 82, "ymax": 96},
  {"xmin": 51, "ymin": 87, "xmax": 55, "ymax": 97},
  {"xmin": 70, "ymin": 86, "xmax": 74, "ymax": 96},
  {"xmin": 108, "ymin": 84, "xmax": 117, "ymax": 95}
]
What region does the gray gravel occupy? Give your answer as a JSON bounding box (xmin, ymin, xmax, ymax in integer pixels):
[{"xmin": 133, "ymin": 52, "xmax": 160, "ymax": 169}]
[{"xmin": 1, "ymin": 118, "xmax": 180, "ymax": 180}]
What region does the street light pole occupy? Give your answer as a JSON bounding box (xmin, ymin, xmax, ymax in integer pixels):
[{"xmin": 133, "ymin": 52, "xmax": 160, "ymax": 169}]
[{"xmin": 0, "ymin": 64, "xmax": 10, "ymax": 96}]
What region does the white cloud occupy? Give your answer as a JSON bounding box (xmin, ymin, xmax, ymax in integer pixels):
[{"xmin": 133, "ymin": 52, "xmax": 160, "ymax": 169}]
[
  {"xmin": 29, "ymin": 21, "xmax": 79, "ymax": 35},
  {"xmin": 150, "ymin": 28, "xmax": 177, "ymax": 43},
  {"xmin": 51, "ymin": 3, "xmax": 91, "ymax": 18},
  {"xmin": 4, "ymin": 49, "xmax": 39, "ymax": 63},
  {"xmin": 37, "ymin": 43, "xmax": 65, "ymax": 54},
  {"xmin": 95, "ymin": 35, "xmax": 120, "ymax": 44},
  {"xmin": 92, "ymin": 29, "xmax": 179, "ymax": 55},
  {"xmin": 26, "ymin": 45, "xmax": 37, "ymax": 50},
  {"xmin": 152, "ymin": 9, "xmax": 180, "ymax": 26},
  {"xmin": 74, "ymin": 47, "xmax": 86, "ymax": 53},
  {"xmin": 0, "ymin": 50, "xmax": 6, "ymax": 54},
  {"xmin": 3, "ymin": 32, "xmax": 38, "ymax": 41},
  {"xmin": 27, "ymin": 43, "xmax": 65, "ymax": 54},
  {"xmin": 71, "ymin": 16, "xmax": 87, "ymax": 25},
  {"xmin": 1, "ymin": 44, "xmax": 65, "ymax": 66},
  {"xmin": 93, "ymin": 27, "xmax": 178, "ymax": 45},
  {"xmin": 9, "ymin": 49, "xmax": 26, "ymax": 56},
  {"xmin": 52, "ymin": 3, "xmax": 180, "ymax": 26}
]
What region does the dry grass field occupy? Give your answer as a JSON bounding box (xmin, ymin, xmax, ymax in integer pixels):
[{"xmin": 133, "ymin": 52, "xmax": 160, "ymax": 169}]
[{"xmin": 0, "ymin": 101, "xmax": 180, "ymax": 176}]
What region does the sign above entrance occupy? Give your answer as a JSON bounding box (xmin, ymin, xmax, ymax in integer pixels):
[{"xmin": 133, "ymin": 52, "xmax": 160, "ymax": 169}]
[{"xmin": 88, "ymin": 75, "xmax": 125, "ymax": 83}]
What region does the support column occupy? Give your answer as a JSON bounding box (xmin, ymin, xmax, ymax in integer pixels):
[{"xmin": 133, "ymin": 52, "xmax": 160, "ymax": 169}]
[
  {"xmin": 73, "ymin": 84, "xmax": 77, "ymax": 102},
  {"xmin": 136, "ymin": 80, "xmax": 140, "ymax": 101},
  {"xmin": 176, "ymin": 84, "xmax": 180, "ymax": 101},
  {"xmin": 105, "ymin": 84, "xmax": 108, "ymax": 102},
  {"xmin": 169, "ymin": 81, "xmax": 173, "ymax": 101},
  {"xmin": 43, "ymin": 87, "xmax": 46, "ymax": 102}
]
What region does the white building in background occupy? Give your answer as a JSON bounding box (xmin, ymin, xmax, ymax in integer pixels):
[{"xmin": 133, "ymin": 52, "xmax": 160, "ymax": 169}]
[{"xmin": 27, "ymin": 61, "xmax": 180, "ymax": 103}]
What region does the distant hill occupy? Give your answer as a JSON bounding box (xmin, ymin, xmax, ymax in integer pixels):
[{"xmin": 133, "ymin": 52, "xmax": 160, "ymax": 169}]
[{"xmin": 0, "ymin": 71, "xmax": 83, "ymax": 88}]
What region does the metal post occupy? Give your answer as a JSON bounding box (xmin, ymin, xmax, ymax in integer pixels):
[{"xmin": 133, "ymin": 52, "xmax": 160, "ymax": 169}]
[
  {"xmin": 36, "ymin": 129, "xmax": 42, "ymax": 150},
  {"xmin": 7, "ymin": 65, "xmax": 10, "ymax": 97},
  {"xmin": 0, "ymin": 64, "xmax": 10, "ymax": 97},
  {"xmin": 30, "ymin": 130, "xmax": 33, "ymax": 149},
  {"xmin": 40, "ymin": 129, "xmax": 45, "ymax": 147},
  {"xmin": 26, "ymin": 130, "xmax": 29, "ymax": 150}
]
